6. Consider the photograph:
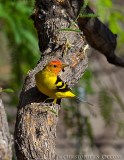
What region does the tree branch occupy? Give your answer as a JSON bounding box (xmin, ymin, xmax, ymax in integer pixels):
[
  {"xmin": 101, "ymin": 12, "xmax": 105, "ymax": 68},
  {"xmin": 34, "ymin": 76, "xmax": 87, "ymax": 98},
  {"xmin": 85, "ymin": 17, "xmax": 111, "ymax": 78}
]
[{"xmin": 77, "ymin": 1, "xmax": 124, "ymax": 67}]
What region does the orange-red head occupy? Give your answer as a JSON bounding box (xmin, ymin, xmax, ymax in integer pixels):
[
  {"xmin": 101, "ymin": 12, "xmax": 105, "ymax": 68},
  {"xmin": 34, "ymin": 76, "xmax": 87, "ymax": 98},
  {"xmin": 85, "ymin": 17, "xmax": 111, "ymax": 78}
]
[{"xmin": 45, "ymin": 60, "xmax": 68, "ymax": 74}]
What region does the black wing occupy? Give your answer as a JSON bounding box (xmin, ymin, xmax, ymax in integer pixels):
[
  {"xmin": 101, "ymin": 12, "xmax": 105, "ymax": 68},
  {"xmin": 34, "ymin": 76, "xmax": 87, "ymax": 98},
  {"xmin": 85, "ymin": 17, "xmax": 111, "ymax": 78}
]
[{"xmin": 55, "ymin": 76, "xmax": 70, "ymax": 92}]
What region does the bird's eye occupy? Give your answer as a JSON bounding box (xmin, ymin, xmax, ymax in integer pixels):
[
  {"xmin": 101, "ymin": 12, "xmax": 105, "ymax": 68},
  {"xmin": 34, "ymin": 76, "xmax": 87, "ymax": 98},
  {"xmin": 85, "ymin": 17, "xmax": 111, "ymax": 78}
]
[{"xmin": 53, "ymin": 65, "xmax": 57, "ymax": 68}]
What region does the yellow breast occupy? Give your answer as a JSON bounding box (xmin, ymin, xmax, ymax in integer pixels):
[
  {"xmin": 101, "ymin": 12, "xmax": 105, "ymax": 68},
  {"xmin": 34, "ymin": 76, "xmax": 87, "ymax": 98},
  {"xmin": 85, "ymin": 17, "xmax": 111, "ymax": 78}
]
[{"xmin": 35, "ymin": 70, "xmax": 57, "ymax": 99}]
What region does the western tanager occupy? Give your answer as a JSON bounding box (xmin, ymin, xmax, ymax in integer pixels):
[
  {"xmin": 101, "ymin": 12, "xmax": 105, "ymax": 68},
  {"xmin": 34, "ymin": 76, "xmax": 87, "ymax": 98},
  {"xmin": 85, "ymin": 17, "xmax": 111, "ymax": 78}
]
[
  {"xmin": 35, "ymin": 60, "xmax": 92, "ymax": 105},
  {"xmin": 35, "ymin": 60, "xmax": 76, "ymax": 103}
]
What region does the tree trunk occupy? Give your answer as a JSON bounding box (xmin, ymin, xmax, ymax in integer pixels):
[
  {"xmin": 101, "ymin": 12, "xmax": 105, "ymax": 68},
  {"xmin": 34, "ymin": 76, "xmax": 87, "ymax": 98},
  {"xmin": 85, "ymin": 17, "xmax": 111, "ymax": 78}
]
[
  {"xmin": 0, "ymin": 98, "xmax": 12, "ymax": 160},
  {"xmin": 14, "ymin": 0, "xmax": 88, "ymax": 159}
]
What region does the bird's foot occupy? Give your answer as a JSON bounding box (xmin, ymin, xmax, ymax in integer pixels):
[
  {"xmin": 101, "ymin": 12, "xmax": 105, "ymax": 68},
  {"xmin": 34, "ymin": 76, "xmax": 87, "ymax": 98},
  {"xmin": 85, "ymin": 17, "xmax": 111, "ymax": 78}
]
[{"xmin": 43, "ymin": 98, "xmax": 57, "ymax": 105}]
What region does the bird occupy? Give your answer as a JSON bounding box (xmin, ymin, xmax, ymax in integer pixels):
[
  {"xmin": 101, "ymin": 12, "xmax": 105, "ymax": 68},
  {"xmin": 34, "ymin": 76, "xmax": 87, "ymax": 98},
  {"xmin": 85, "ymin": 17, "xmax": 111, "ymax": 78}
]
[{"xmin": 35, "ymin": 60, "xmax": 92, "ymax": 105}]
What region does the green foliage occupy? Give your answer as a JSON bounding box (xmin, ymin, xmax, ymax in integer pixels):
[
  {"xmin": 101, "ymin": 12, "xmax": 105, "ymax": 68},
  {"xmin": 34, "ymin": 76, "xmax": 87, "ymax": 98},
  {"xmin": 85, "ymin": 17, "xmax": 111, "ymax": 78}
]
[
  {"xmin": 77, "ymin": 0, "xmax": 98, "ymax": 20},
  {"xmin": 95, "ymin": 0, "xmax": 124, "ymax": 50},
  {"xmin": 99, "ymin": 89, "xmax": 113, "ymax": 123},
  {"xmin": 0, "ymin": 0, "xmax": 123, "ymax": 154},
  {"xmin": 63, "ymin": 99, "xmax": 94, "ymax": 152},
  {"xmin": 79, "ymin": 13, "xmax": 98, "ymax": 18},
  {"xmin": 50, "ymin": 109, "xmax": 58, "ymax": 116},
  {"xmin": 81, "ymin": 69, "xmax": 94, "ymax": 94},
  {"xmin": 2, "ymin": 88, "xmax": 14, "ymax": 93},
  {"xmin": 117, "ymin": 121, "xmax": 124, "ymax": 137},
  {"xmin": 84, "ymin": 117, "xmax": 93, "ymax": 144},
  {"xmin": 59, "ymin": 28, "xmax": 81, "ymax": 33},
  {"xmin": 59, "ymin": 0, "xmax": 97, "ymax": 33},
  {"xmin": 112, "ymin": 91, "xmax": 124, "ymax": 113},
  {"xmin": 81, "ymin": 0, "xmax": 89, "ymax": 11},
  {"xmin": 0, "ymin": 0, "xmax": 39, "ymax": 92}
]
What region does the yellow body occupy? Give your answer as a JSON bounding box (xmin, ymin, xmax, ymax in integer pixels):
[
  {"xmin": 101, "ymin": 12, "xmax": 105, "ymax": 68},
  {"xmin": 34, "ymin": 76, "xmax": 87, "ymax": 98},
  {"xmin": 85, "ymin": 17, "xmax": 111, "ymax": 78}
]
[{"xmin": 35, "ymin": 60, "xmax": 75, "ymax": 103}]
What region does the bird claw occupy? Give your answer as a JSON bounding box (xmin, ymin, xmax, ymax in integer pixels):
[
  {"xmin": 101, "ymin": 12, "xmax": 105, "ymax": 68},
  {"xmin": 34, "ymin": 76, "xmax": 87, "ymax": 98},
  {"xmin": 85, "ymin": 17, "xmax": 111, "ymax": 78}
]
[{"xmin": 43, "ymin": 98, "xmax": 57, "ymax": 105}]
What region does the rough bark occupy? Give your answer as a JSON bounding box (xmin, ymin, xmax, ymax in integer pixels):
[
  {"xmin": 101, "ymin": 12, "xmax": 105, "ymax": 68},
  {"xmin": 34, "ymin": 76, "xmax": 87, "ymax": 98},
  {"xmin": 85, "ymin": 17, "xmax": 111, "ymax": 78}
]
[
  {"xmin": 14, "ymin": 0, "xmax": 88, "ymax": 159},
  {"xmin": 0, "ymin": 98, "xmax": 12, "ymax": 160}
]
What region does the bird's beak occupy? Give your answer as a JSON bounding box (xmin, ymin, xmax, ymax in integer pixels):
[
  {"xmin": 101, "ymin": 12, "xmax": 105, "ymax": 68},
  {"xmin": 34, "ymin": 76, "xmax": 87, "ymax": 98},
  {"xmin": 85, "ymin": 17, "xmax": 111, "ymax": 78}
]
[{"xmin": 62, "ymin": 63, "xmax": 69, "ymax": 69}]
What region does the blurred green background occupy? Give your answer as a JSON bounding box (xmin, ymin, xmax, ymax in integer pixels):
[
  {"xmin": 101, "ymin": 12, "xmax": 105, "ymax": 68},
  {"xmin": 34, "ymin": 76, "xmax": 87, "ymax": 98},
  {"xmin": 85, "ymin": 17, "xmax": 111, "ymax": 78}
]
[{"xmin": 0, "ymin": 0, "xmax": 124, "ymax": 159}]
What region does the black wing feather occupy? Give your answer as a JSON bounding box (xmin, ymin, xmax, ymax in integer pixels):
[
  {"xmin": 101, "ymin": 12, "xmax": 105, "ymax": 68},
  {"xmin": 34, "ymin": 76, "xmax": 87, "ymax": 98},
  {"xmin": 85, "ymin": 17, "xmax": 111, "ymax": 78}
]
[{"xmin": 55, "ymin": 76, "xmax": 70, "ymax": 92}]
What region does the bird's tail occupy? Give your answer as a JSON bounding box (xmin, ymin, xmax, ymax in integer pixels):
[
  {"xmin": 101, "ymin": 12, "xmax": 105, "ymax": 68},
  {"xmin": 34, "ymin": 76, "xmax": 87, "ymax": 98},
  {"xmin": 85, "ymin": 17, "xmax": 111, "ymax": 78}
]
[
  {"xmin": 75, "ymin": 96, "xmax": 96, "ymax": 117},
  {"xmin": 75, "ymin": 96, "xmax": 94, "ymax": 106}
]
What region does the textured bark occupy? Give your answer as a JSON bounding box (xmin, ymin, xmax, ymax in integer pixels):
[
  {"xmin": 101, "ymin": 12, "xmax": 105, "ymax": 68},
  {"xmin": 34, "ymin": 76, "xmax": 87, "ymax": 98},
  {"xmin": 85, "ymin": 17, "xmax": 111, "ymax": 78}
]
[
  {"xmin": 14, "ymin": 0, "xmax": 88, "ymax": 159},
  {"xmin": 0, "ymin": 98, "xmax": 12, "ymax": 160}
]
